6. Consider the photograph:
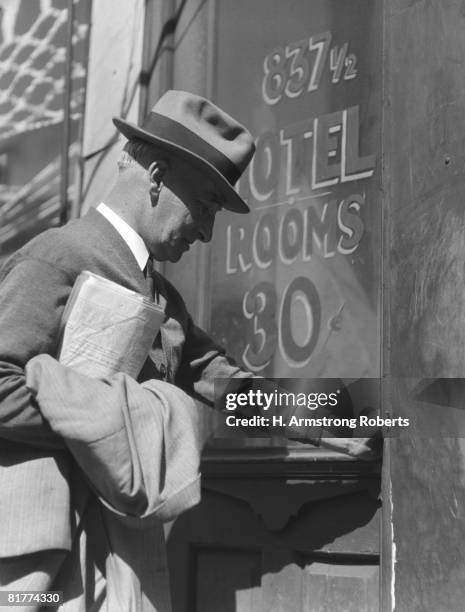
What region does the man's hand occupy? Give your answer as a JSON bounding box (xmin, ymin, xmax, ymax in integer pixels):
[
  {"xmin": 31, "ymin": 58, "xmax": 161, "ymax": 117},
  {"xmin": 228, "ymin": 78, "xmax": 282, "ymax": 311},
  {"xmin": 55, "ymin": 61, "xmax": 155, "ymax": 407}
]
[{"xmin": 319, "ymin": 436, "xmax": 382, "ymax": 461}]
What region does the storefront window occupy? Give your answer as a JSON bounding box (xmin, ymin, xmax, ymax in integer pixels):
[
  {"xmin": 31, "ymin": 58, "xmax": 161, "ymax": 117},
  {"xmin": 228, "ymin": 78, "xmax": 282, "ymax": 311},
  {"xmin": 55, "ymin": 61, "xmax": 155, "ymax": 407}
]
[
  {"xmin": 208, "ymin": 0, "xmax": 382, "ymax": 380},
  {"xmin": 0, "ymin": 0, "xmax": 91, "ymax": 259}
]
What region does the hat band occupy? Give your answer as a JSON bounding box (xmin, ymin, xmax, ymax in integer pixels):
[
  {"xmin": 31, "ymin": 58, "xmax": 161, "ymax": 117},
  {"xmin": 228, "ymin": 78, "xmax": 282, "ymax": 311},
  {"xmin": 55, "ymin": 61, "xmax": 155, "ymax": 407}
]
[{"xmin": 142, "ymin": 112, "xmax": 241, "ymax": 185}]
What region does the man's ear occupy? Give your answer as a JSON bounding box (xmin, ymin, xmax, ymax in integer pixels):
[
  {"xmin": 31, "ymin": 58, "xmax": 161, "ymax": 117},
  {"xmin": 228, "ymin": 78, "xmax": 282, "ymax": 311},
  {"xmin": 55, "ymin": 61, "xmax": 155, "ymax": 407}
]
[
  {"xmin": 148, "ymin": 160, "xmax": 168, "ymax": 205},
  {"xmin": 148, "ymin": 160, "xmax": 168, "ymax": 184}
]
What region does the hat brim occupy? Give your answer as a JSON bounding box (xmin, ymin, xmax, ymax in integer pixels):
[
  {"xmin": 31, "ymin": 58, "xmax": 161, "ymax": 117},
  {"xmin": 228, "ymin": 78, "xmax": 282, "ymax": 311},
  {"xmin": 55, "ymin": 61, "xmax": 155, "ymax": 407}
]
[{"xmin": 113, "ymin": 117, "xmax": 250, "ymax": 214}]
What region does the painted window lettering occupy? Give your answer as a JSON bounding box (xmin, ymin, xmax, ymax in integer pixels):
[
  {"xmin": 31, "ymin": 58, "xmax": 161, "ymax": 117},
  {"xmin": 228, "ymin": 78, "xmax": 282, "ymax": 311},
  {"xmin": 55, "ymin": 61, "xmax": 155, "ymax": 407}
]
[
  {"xmin": 220, "ymin": 32, "xmax": 376, "ymax": 373},
  {"xmin": 242, "ymin": 105, "xmax": 375, "ymax": 204},
  {"xmin": 241, "ymin": 276, "xmax": 321, "ymax": 372},
  {"xmin": 226, "ymin": 194, "xmax": 366, "ymax": 274},
  {"xmin": 262, "ymin": 31, "xmax": 357, "ymax": 104}
]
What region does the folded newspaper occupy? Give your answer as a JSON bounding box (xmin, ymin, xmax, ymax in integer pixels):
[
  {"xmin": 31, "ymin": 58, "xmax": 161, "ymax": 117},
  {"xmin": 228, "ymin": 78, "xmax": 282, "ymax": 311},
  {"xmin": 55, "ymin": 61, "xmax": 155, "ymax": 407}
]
[{"xmin": 58, "ymin": 271, "xmax": 165, "ymax": 379}]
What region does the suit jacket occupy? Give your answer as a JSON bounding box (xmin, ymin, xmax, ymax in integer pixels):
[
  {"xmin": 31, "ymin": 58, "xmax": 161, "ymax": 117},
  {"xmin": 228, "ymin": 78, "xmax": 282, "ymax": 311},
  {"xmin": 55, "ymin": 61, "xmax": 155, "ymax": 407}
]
[
  {"xmin": 0, "ymin": 208, "xmax": 250, "ymax": 557},
  {"xmin": 20, "ymin": 355, "xmax": 202, "ymax": 611}
]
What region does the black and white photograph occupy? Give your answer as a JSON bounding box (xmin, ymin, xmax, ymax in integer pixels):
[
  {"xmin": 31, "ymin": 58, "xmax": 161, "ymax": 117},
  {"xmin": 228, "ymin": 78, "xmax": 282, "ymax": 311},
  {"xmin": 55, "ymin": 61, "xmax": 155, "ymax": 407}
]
[{"xmin": 0, "ymin": 1, "xmax": 462, "ymax": 610}]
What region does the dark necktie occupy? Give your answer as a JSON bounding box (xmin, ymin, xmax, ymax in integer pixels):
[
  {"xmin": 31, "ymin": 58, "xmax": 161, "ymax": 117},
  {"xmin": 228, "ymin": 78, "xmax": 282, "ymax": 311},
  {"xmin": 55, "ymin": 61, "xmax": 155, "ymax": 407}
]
[{"xmin": 144, "ymin": 256, "xmax": 155, "ymax": 298}]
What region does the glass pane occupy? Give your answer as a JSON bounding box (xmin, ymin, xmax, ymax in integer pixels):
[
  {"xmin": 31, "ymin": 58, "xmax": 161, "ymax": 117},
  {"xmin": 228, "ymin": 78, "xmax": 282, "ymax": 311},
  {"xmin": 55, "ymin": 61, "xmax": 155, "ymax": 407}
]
[
  {"xmin": 209, "ymin": 0, "xmax": 382, "ymax": 380},
  {"xmin": 0, "ymin": 0, "xmax": 91, "ymax": 259}
]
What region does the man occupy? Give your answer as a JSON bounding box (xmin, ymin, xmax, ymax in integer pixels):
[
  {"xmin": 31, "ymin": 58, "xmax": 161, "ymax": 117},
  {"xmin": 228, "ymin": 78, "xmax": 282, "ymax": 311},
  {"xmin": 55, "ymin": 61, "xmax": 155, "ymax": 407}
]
[
  {"xmin": 0, "ymin": 90, "xmax": 255, "ymax": 446},
  {"xmin": 0, "ymin": 90, "xmax": 377, "ymax": 609}
]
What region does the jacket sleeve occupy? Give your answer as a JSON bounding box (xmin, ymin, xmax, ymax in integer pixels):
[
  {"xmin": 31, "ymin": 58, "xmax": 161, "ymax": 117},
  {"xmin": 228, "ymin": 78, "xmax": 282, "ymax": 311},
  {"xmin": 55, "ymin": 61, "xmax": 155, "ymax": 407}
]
[
  {"xmin": 174, "ymin": 316, "xmax": 326, "ymax": 443},
  {"xmin": 174, "ymin": 313, "xmax": 253, "ymax": 407},
  {"xmin": 0, "ymin": 257, "xmax": 73, "ymax": 448}
]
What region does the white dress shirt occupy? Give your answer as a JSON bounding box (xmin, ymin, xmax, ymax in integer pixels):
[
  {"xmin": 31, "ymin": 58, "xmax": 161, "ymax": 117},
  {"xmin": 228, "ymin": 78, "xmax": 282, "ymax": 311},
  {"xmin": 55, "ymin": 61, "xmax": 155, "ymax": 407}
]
[{"xmin": 96, "ymin": 202, "xmax": 149, "ymax": 271}]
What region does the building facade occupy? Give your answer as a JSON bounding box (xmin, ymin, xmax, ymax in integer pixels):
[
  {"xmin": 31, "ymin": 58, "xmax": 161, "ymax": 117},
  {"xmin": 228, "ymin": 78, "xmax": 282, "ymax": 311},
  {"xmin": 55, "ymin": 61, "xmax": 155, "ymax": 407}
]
[{"xmin": 2, "ymin": 1, "xmax": 465, "ymax": 610}]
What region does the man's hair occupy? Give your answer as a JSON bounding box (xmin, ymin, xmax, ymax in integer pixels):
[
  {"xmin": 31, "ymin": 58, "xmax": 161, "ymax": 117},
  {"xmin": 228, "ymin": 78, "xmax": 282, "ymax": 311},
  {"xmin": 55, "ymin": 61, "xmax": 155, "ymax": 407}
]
[{"xmin": 117, "ymin": 138, "xmax": 165, "ymax": 172}]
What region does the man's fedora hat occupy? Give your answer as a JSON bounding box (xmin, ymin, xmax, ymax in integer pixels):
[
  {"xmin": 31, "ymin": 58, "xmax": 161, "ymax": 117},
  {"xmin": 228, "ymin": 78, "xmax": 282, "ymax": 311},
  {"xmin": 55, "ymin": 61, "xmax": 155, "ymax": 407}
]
[{"xmin": 113, "ymin": 90, "xmax": 255, "ymax": 213}]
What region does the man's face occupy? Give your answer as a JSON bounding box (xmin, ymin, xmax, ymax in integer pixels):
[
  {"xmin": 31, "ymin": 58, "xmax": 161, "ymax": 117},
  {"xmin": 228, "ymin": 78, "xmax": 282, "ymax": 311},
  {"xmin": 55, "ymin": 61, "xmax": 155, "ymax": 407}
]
[{"xmin": 141, "ymin": 156, "xmax": 223, "ymax": 262}]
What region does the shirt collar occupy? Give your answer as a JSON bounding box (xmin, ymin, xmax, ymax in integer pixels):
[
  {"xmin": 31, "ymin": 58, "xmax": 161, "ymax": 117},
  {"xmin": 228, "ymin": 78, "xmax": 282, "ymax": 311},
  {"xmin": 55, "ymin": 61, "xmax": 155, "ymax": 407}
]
[{"xmin": 96, "ymin": 202, "xmax": 149, "ymax": 271}]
